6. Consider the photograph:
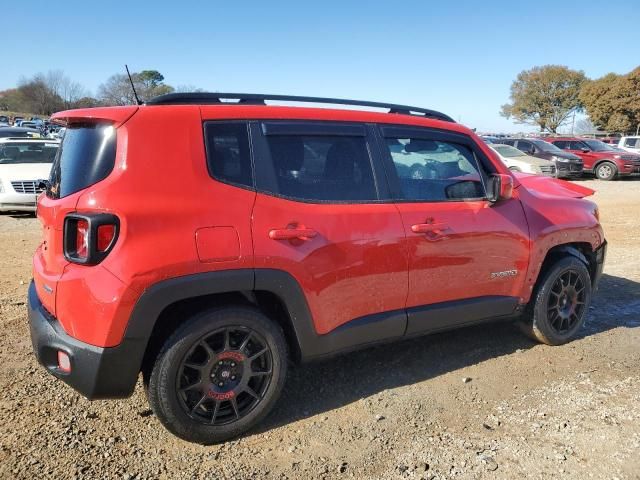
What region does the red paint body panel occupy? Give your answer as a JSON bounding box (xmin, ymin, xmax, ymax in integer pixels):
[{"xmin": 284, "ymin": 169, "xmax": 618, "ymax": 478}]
[
  {"xmin": 396, "ymin": 197, "xmax": 530, "ymax": 307},
  {"xmin": 32, "ymin": 103, "xmax": 604, "ymax": 349},
  {"xmin": 252, "ymin": 194, "xmax": 408, "ymax": 334}
]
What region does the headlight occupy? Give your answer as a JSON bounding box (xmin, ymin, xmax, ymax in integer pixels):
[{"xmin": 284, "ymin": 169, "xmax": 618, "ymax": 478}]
[
  {"xmin": 614, "ymin": 155, "xmax": 622, "ymax": 159},
  {"xmin": 552, "ymin": 156, "xmax": 570, "ymax": 162}
]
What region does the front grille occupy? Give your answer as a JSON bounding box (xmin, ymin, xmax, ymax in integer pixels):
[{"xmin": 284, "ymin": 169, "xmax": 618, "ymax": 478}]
[
  {"xmin": 11, "ymin": 181, "xmax": 43, "ymax": 194},
  {"xmin": 620, "ymin": 155, "xmax": 637, "ymax": 161},
  {"xmin": 540, "ymin": 165, "xmax": 556, "ymax": 176},
  {"xmin": 570, "ymin": 163, "xmax": 583, "ymax": 172}
]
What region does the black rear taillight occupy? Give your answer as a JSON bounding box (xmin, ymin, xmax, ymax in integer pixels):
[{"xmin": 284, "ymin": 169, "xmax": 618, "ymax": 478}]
[{"xmin": 63, "ymin": 213, "xmax": 119, "ymax": 265}]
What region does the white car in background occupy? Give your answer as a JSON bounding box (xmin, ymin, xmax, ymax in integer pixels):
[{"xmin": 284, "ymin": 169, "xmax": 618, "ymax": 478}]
[
  {"xmin": 489, "ymin": 143, "xmax": 557, "ymax": 177},
  {"xmin": 0, "ymin": 138, "xmax": 59, "ymax": 212},
  {"xmin": 617, "ymin": 136, "xmax": 640, "ymax": 154}
]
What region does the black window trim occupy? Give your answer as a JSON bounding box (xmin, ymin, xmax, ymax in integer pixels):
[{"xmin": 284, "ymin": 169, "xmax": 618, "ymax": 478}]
[
  {"xmin": 252, "ymin": 120, "xmax": 388, "ymax": 205},
  {"xmin": 202, "ymin": 120, "xmax": 256, "ymax": 192},
  {"xmin": 374, "ymin": 124, "xmax": 494, "ymax": 204}
]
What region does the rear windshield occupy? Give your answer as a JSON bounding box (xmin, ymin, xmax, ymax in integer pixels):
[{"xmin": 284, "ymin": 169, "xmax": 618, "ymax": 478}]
[
  {"xmin": 47, "ymin": 123, "xmax": 116, "ymax": 199},
  {"xmin": 0, "ymin": 142, "xmax": 59, "ymax": 164}
]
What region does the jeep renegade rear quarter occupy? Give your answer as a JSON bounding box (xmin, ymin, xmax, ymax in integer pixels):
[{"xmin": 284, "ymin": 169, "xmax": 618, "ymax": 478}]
[{"xmin": 29, "ymin": 94, "xmax": 606, "ymax": 443}]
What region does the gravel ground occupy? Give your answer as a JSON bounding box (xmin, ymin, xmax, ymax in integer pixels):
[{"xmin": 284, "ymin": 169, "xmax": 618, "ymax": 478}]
[{"xmin": 0, "ymin": 179, "xmax": 639, "ymax": 480}]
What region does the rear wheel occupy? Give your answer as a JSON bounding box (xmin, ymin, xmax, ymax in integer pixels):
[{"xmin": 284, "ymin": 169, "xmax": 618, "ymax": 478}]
[
  {"xmin": 520, "ymin": 256, "xmax": 592, "ymax": 345},
  {"xmin": 147, "ymin": 307, "xmax": 288, "ymax": 444},
  {"xmin": 595, "ymin": 162, "xmax": 617, "ymax": 181}
]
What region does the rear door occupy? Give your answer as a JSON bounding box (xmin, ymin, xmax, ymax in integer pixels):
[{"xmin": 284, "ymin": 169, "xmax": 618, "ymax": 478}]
[
  {"xmin": 377, "ymin": 125, "xmax": 530, "ymax": 334},
  {"xmin": 250, "ymin": 121, "xmax": 408, "ymax": 337}
]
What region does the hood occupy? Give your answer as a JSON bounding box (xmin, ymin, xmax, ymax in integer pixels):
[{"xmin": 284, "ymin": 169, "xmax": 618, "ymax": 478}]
[
  {"xmin": 514, "ymin": 173, "xmax": 595, "ymax": 198},
  {"xmin": 552, "ymin": 150, "xmax": 582, "ymax": 161},
  {"xmin": 0, "ymin": 162, "xmax": 53, "ymax": 181}
]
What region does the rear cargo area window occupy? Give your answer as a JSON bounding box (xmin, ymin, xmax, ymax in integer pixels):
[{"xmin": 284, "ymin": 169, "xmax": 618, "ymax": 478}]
[
  {"xmin": 48, "ymin": 124, "xmax": 116, "ymax": 199},
  {"xmin": 204, "ymin": 122, "xmax": 253, "ymax": 188}
]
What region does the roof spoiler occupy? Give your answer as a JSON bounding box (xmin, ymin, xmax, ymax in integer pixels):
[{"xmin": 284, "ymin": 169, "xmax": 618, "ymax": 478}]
[{"xmin": 51, "ymin": 106, "xmax": 139, "ymax": 128}]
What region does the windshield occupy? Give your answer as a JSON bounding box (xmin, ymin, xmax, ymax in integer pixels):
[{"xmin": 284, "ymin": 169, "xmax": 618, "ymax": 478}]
[
  {"xmin": 584, "ymin": 140, "xmax": 616, "ymax": 152},
  {"xmin": 493, "ymin": 145, "xmax": 526, "ymax": 158},
  {"xmin": 0, "ymin": 142, "xmax": 59, "ymax": 164},
  {"xmin": 531, "ymin": 139, "xmax": 564, "ymax": 153}
]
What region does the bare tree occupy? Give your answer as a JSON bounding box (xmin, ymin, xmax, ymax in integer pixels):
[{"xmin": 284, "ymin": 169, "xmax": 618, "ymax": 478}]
[{"xmin": 45, "ymin": 70, "xmax": 89, "ymax": 109}]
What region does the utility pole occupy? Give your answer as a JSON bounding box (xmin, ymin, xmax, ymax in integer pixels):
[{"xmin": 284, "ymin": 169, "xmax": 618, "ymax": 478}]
[{"xmin": 571, "ymin": 110, "xmax": 576, "ymax": 135}]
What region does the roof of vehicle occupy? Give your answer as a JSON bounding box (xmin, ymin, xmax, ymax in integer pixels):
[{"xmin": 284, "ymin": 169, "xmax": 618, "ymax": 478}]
[
  {"xmin": 52, "ymin": 93, "xmax": 482, "ymax": 139},
  {"xmin": 0, "ymin": 137, "xmax": 59, "ymax": 144},
  {"xmin": 0, "ymin": 126, "xmax": 41, "ymax": 132},
  {"xmin": 544, "ymin": 137, "xmax": 591, "ymax": 142},
  {"xmin": 146, "ymin": 92, "xmax": 456, "ymax": 122}
]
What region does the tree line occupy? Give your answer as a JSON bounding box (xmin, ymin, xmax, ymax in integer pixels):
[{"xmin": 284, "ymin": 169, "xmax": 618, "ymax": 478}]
[
  {"xmin": 501, "ymin": 65, "xmax": 640, "ymax": 134},
  {"xmin": 0, "ymin": 69, "xmax": 186, "ymax": 116}
]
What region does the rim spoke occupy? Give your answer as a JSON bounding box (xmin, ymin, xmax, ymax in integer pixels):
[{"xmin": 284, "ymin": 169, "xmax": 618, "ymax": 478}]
[
  {"xmin": 190, "ymin": 394, "xmax": 207, "ymax": 414},
  {"xmin": 223, "ymin": 330, "xmax": 231, "ymax": 351},
  {"xmin": 250, "ymin": 347, "xmax": 268, "ymax": 361},
  {"xmin": 239, "ymin": 332, "xmax": 253, "ymax": 353},
  {"xmin": 251, "ymin": 369, "xmax": 272, "ymax": 377},
  {"xmin": 230, "ymin": 397, "xmax": 240, "ymax": 419},
  {"xmin": 210, "ymin": 401, "xmax": 221, "ymax": 424},
  {"xmin": 184, "ymin": 362, "xmax": 204, "ymax": 371},
  {"xmin": 200, "ymin": 341, "xmax": 215, "ymax": 360},
  {"xmin": 244, "ymin": 386, "xmax": 260, "ymax": 400},
  {"xmin": 180, "ymin": 381, "xmax": 201, "ymax": 394}
]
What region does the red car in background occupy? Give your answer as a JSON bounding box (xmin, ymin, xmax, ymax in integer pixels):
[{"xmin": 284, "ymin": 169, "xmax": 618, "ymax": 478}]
[{"xmin": 548, "ymin": 137, "xmax": 640, "ymax": 180}]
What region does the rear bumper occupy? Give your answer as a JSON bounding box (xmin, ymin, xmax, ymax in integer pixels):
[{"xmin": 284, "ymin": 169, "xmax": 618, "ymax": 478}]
[{"xmin": 27, "ymin": 281, "xmax": 141, "ymax": 399}]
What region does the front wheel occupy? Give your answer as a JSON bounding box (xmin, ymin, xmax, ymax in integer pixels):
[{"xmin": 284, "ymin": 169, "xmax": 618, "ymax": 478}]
[
  {"xmin": 595, "ymin": 161, "xmax": 617, "ymax": 181},
  {"xmin": 520, "ymin": 256, "xmax": 592, "ymax": 345},
  {"xmin": 147, "ymin": 307, "xmax": 288, "ymax": 444}
]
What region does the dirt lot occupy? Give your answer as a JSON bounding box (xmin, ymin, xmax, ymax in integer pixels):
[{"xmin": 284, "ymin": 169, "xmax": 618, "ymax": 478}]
[{"xmin": 0, "ymin": 179, "xmax": 639, "ymax": 480}]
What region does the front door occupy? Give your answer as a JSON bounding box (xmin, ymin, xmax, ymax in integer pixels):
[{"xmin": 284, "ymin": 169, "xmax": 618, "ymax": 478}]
[{"xmin": 378, "ymin": 126, "xmax": 530, "ymax": 334}]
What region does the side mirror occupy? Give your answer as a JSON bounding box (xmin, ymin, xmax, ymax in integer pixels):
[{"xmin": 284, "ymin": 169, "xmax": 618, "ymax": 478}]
[
  {"xmin": 488, "ymin": 174, "xmax": 513, "ymax": 202},
  {"xmin": 581, "ymin": 148, "xmax": 590, "ymax": 153}
]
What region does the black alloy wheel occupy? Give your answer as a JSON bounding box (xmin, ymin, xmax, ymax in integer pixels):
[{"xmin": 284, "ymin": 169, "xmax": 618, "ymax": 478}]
[{"xmin": 177, "ymin": 326, "xmax": 273, "ymax": 426}]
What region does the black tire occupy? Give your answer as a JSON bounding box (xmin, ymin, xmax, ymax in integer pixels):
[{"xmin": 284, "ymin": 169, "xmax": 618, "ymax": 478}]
[
  {"xmin": 595, "ymin": 161, "xmax": 617, "ymax": 181},
  {"xmin": 520, "ymin": 256, "xmax": 592, "ymax": 346},
  {"xmin": 147, "ymin": 307, "xmax": 288, "ymax": 444}
]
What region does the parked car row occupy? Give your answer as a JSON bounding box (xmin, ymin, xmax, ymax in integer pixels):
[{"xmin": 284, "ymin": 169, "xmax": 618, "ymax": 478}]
[
  {"xmin": 483, "ymin": 136, "xmax": 640, "ymax": 181},
  {"xmin": 0, "ymin": 115, "xmax": 65, "ymax": 138}
]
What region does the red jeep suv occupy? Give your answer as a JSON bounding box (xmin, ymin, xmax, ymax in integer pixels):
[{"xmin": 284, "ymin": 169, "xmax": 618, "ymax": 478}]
[
  {"xmin": 28, "ymin": 93, "xmax": 606, "ymax": 444},
  {"xmin": 548, "ymin": 137, "xmax": 640, "ymax": 180}
]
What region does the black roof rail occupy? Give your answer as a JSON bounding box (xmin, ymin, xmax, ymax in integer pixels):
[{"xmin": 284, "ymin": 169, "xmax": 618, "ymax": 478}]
[{"xmin": 145, "ymin": 92, "xmax": 454, "ymax": 122}]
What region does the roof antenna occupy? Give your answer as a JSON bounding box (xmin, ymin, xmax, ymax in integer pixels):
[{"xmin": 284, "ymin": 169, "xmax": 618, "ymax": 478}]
[{"xmin": 125, "ymin": 64, "xmax": 142, "ymax": 105}]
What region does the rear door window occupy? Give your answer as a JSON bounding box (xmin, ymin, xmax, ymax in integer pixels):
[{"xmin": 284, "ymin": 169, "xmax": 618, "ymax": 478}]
[
  {"xmin": 256, "ymin": 122, "xmax": 378, "ymax": 202},
  {"xmin": 48, "ymin": 123, "xmax": 117, "ymax": 199}
]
